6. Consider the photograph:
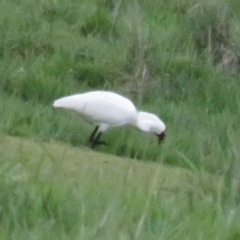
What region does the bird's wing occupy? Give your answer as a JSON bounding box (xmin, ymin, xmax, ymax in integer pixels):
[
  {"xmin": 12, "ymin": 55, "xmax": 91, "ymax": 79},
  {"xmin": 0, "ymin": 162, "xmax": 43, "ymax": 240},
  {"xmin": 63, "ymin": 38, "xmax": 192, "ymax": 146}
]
[{"xmin": 82, "ymin": 96, "xmax": 137, "ymax": 127}]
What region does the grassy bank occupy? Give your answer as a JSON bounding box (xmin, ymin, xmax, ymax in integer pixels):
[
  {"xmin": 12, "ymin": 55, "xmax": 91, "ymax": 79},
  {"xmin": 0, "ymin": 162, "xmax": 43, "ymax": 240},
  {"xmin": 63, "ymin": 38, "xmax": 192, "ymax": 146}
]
[
  {"xmin": 0, "ymin": 135, "xmax": 239, "ymax": 239},
  {"xmin": 0, "ymin": 0, "xmax": 240, "ymax": 171},
  {"xmin": 0, "ymin": 0, "xmax": 240, "ymax": 238}
]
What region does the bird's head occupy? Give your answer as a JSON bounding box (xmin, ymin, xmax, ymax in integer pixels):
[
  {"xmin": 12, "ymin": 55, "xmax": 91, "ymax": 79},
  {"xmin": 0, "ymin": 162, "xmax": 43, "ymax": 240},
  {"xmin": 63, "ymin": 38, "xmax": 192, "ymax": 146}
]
[{"xmin": 156, "ymin": 131, "xmax": 166, "ymax": 144}]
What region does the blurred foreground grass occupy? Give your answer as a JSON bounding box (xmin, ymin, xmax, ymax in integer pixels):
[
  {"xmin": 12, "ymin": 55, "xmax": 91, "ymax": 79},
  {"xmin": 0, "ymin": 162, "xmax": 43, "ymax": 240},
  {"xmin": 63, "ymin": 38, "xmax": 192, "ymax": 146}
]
[{"xmin": 0, "ymin": 135, "xmax": 240, "ymax": 239}]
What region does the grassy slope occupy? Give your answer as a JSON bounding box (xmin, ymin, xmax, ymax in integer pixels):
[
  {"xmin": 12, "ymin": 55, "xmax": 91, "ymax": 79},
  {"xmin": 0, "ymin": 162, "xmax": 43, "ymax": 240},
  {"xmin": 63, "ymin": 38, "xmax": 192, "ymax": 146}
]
[
  {"xmin": 0, "ymin": 0, "xmax": 240, "ymax": 239},
  {"xmin": 0, "ymin": 135, "xmax": 240, "ymax": 239},
  {"xmin": 1, "ymin": 0, "xmax": 240, "ymax": 175}
]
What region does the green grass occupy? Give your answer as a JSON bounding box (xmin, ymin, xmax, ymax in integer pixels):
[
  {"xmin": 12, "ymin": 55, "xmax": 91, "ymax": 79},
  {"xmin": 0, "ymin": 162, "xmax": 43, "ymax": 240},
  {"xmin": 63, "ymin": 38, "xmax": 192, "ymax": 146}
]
[
  {"xmin": 1, "ymin": 92, "xmax": 239, "ymax": 174},
  {"xmin": 1, "ymin": 0, "xmax": 240, "ymax": 238},
  {"xmin": 0, "ymin": 135, "xmax": 239, "ymax": 239}
]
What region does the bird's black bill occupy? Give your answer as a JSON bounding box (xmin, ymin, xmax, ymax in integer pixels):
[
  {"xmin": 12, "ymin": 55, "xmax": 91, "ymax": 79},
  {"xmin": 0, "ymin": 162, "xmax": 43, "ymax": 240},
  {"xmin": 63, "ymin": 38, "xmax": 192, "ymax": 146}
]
[{"xmin": 157, "ymin": 132, "xmax": 166, "ymax": 144}]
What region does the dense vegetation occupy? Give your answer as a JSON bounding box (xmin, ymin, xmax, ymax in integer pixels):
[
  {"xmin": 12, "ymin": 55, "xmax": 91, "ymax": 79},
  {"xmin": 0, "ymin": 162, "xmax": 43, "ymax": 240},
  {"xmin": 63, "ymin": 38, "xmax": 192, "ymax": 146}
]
[
  {"xmin": 1, "ymin": 0, "xmax": 240, "ymax": 171},
  {"xmin": 1, "ymin": 0, "xmax": 240, "ymax": 239}
]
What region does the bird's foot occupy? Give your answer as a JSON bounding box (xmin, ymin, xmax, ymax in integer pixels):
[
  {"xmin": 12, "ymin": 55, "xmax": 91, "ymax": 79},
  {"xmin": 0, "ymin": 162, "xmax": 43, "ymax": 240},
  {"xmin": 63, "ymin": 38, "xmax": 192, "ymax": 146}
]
[{"xmin": 90, "ymin": 141, "xmax": 107, "ymax": 149}]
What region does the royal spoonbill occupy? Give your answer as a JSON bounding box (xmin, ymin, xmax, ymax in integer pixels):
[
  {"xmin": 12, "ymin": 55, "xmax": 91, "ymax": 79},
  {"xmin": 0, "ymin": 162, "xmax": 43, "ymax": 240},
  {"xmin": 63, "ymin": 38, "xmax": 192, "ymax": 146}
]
[{"xmin": 53, "ymin": 91, "xmax": 166, "ymax": 148}]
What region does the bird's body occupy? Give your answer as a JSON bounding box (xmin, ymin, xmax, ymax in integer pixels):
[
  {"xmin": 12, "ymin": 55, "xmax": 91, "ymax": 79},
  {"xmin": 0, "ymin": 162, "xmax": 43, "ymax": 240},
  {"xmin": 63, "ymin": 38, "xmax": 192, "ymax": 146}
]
[
  {"xmin": 53, "ymin": 91, "xmax": 137, "ymax": 132},
  {"xmin": 53, "ymin": 91, "xmax": 166, "ymax": 148}
]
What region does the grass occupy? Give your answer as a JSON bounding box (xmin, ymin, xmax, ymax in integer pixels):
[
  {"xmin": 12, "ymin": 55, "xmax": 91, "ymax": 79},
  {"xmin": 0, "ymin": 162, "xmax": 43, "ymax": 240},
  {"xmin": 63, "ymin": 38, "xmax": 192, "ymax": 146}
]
[
  {"xmin": 1, "ymin": 92, "xmax": 239, "ymax": 174},
  {"xmin": 0, "ymin": 135, "xmax": 240, "ymax": 239},
  {"xmin": 1, "ymin": 0, "xmax": 240, "ymax": 238}
]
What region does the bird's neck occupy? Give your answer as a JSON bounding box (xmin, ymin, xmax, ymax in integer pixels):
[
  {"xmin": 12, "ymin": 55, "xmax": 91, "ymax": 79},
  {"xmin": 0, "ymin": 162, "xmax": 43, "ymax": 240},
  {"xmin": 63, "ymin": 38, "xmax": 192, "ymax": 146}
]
[
  {"xmin": 130, "ymin": 112, "xmax": 151, "ymax": 132},
  {"xmin": 130, "ymin": 111, "xmax": 165, "ymax": 134}
]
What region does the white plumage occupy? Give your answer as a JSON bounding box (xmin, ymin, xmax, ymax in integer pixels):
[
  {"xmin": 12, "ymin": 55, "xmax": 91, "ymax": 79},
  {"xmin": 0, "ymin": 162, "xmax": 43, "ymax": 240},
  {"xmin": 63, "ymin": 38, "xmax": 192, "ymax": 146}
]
[{"xmin": 53, "ymin": 91, "xmax": 166, "ymax": 148}]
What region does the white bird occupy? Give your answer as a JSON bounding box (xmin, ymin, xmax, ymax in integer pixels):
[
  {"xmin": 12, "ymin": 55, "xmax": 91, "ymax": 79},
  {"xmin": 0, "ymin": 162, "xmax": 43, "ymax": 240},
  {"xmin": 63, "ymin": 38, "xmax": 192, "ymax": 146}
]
[{"xmin": 53, "ymin": 91, "xmax": 166, "ymax": 148}]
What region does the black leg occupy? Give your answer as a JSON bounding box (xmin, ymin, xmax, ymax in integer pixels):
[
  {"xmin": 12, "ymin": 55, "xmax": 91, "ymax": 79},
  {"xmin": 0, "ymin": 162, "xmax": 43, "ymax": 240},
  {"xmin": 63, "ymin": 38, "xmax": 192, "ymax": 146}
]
[
  {"xmin": 89, "ymin": 126, "xmax": 99, "ymax": 143},
  {"xmin": 90, "ymin": 132, "xmax": 107, "ymax": 149}
]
